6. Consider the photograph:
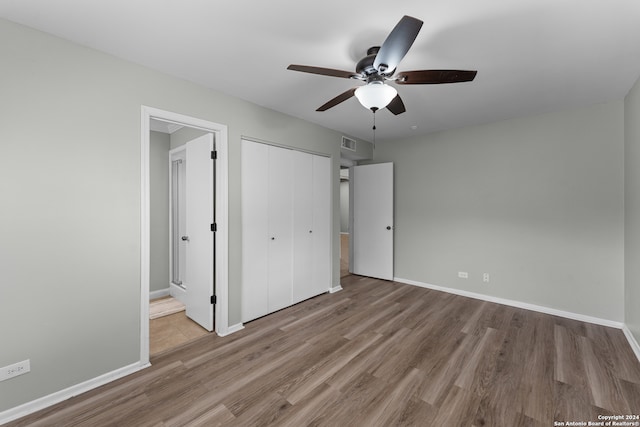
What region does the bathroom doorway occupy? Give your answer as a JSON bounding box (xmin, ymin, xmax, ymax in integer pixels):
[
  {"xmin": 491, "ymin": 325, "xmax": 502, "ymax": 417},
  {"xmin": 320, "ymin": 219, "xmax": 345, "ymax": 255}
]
[{"xmin": 141, "ymin": 106, "xmax": 230, "ymax": 364}]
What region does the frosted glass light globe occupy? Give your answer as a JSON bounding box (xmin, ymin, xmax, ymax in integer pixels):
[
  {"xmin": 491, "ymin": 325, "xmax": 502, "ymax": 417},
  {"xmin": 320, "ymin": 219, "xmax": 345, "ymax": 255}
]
[{"xmin": 354, "ymin": 83, "xmax": 397, "ymax": 110}]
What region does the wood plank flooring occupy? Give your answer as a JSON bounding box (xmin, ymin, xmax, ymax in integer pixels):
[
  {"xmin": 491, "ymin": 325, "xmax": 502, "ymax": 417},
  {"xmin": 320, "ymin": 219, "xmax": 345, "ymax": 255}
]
[{"xmin": 7, "ymin": 275, "xmax": 640, "ymax": 426}]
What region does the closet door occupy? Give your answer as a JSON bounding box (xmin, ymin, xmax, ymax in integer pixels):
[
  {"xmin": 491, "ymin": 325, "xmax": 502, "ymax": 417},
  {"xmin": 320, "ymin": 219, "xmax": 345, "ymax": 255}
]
[
  {"xmin": 311, "ymin": 154, "xmax": 331, "ymax": 296},
  {"xmin": 292, "ymin": 151, "xmax": 314, "ymax": 303},
  {"xmin": 241, "ymin": 140, "xmax": 269, "ymax": 322},
  {"xmin": 267, "ymin": 145, "xmax": 294, "ymax": 312}
]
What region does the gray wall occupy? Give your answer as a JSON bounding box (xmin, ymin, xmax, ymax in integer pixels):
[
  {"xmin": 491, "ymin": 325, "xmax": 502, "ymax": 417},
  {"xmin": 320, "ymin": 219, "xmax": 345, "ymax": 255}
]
[
  {"xmin": 370, "ymin": 101, "xmax": 625, "ymax": 321},
  {"xmin": 0, "ymin": 17, "xmax": 343, "ymax": 412},
  {"xmin": 150, "ymin": 131, "xmax": 170, "ymax": 293},
  {"xmin": 625, "ymin": 76, "xmax": 640, "ymax": 345}
]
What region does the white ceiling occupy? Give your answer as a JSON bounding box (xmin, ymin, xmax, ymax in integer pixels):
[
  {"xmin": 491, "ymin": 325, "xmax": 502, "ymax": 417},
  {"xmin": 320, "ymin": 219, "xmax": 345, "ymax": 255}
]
[{"xmin": 2, "ymin": 0, "xmax": 640, "ymax": 142}]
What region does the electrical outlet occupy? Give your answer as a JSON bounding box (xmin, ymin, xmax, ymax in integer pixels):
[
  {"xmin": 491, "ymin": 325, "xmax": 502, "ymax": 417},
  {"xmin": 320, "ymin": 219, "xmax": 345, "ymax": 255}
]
[
  {"xmin": 458, "ymin": 271, "xmax": 468, "ymax": 279},
  {"xmin": 483, "ymin": 273, "xmax": 490, "ymax": 283},
  {"xmin": 0, "ymin": 359, "xmax": 30, "ymax": 382}
]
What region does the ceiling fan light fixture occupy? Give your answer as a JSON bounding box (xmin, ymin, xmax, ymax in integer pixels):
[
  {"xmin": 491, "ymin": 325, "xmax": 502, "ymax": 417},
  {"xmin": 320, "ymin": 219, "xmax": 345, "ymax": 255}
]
[{"xmin": 354, "ymin": 83, "xmax": 397, "ymax": 111}]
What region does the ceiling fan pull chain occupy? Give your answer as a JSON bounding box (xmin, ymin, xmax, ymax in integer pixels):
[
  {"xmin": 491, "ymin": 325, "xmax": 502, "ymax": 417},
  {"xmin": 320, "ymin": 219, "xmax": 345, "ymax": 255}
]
[{"xmin": 372, "ymin": 109, "xmax": 377, "ymax": 145}]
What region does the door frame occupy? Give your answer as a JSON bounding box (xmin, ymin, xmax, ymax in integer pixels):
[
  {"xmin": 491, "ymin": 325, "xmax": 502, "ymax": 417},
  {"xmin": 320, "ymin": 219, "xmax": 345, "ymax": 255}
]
[{"xmin": 140, "ymin": 106, "xmax": 229, "ymax": 365}]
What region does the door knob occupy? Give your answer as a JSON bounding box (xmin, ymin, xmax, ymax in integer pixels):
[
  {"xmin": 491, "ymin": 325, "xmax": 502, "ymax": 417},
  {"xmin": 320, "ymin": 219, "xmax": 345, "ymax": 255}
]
[
  {"xmin": 386, "ymin": 226, "xmax": 392, "ymax": 230},
  {"xmin": 181, "ymin": 236, "xmax": 189, "ymax": 241},
  {"xmin": 271, "ymin": 237, "xmax": 275, "ymax": 240}
]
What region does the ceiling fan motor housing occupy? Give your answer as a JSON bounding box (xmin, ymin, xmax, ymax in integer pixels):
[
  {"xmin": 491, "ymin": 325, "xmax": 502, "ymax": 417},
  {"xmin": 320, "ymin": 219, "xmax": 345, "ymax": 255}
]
[{"xmin": 356, "ymin": 47, "xmax": 391, "ymax": 77}]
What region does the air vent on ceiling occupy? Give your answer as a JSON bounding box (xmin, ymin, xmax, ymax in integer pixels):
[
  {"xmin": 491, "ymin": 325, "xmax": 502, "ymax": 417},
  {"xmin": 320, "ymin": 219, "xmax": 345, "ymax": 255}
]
[{"xmin": 341, "ymin": 136, "xmax": 356, "ymax": 152}]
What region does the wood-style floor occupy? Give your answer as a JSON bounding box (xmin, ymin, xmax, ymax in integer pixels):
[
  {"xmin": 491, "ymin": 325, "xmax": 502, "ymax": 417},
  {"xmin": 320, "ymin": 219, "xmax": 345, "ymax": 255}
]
[{"xmin": 7, "ymin": 275, "xmax": 640, "ymax": 426}]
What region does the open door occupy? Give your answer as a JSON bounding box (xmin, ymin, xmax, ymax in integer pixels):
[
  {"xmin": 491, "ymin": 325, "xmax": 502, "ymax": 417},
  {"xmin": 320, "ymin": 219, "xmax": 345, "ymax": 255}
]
[
  {"xmin": 350, "ymin": 162, "xmax": 394, "ymax": 280},
  {"xmin": 183, "ymin": 133, "xmax": 215, "ymax": 331}
]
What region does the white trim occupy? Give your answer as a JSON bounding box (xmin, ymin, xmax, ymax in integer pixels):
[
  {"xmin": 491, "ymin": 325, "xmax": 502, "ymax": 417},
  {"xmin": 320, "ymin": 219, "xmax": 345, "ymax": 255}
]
[
  {"xmin": 0, "ymin": 362, "xmax": 147, "ymax": 425},
  {"xmin": 140, "ymin": 108, "xmax": 151, "ymax": 364},
  {"xmin": 329, "ymin": 284, "xmax": 343, "ymax": 294},
  {"xmin": 623, "ymin": 325, "xmax": 640, "ymax": 363},
  {"xmin": 240, "ymin": 135, "xmax": 330, "ymax": 158},
  {"xmin": 218, "ymin": 323, "xmax": 244, "ymax": 337},
  {"xmin": 141, "ymin": 106, "xmax": 232, "ymax": 367},
  {"xmin": 149, "ymin": 288, "xmax": 170, "ymax": 300},
  {"xmin": 394, "ymin": 277, "xmax": 625, "ymax": 330}
]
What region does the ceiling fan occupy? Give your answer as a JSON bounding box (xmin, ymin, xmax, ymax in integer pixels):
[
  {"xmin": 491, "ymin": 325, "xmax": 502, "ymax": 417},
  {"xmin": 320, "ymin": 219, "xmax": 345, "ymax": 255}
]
[{"xmin": 287, "ymin": 15, "xmax": 477, "ymax": 115}]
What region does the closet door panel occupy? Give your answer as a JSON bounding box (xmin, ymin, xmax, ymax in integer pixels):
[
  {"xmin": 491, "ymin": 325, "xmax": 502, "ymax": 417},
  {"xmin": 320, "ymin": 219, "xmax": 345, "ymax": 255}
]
[
  {"xmin": 241, "ymin": 140, "xmax": 269, "ymax": 322},
  {"xmin": 267, "ymin": 145, "xmax": 294, "ymax": 312},
  {"xmin": 292, "ymin": 151, "xmax": 314, "ymax": 303},
  {"xmin": 312, "ymin": 154, "xmax": 331, "ymax": 295}
]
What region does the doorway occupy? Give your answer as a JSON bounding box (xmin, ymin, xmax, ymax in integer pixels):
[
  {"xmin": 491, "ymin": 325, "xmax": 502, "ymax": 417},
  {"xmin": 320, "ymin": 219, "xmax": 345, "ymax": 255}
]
[
  {"xmin": 148, "ymin": 130, "xmax": 214, "ymax": 356},
  {"xmin": 339, "ymin": 167, "xmax": 350, "ymax": 278},
  {"xmin": 141, "ymin": 106, "xmax": 229, "ymax": 366}
]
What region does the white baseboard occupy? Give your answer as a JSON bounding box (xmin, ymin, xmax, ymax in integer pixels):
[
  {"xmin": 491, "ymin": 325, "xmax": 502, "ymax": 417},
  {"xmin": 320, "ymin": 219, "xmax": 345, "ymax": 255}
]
[
  {"xmin": 218, "ymin": 322, "xmax": 244, "ymax": 337},
  {"xmin": 622, "ymin": 325, "xmax": 640, "ymax": 363},
  {"xmin": 394, "ymin": 277, "xmax": 624, "ymax": 330},
  {"xmin": 149, "ymin": 288, "xmax": 170, "ymax": 300},
  {"xmin": 0, "ymin": 361, "xmax": 148, "ymax": 425},
  {"xmin": 329, "ymin": 284, "xmax": 343, "ymax": 294}
]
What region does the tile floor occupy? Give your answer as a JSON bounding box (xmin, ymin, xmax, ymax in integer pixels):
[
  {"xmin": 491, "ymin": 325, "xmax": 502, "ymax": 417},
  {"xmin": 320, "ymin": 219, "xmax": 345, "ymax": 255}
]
[
  {"xmin": 340, "ymin": 233, "xmax": 349, "ymax": 278},
  {"xmin": 149, "ymin": 310, "xmax": 210, "ymax": 356}
]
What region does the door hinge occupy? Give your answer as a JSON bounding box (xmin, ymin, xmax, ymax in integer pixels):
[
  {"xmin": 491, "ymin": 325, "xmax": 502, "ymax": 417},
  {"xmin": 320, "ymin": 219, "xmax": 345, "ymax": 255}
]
[
  {"xmin": 211, "ymin": 223, "xmax": 217, "ymax": 232},
  {"xmin": 210, "ymin": 295, "xmax": 217, "ymax": 304},
  {"xmin": 211, "ymin": 150, "xmax": 217, "ymax": 160}
]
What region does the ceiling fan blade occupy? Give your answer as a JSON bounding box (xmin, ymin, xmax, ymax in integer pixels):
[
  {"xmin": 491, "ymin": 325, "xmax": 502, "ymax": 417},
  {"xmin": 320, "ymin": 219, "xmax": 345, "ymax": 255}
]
[
  {"xmin": 373, "ymin": 15, "xmax": 423, "ymax": 74},
  {"xmin": 395, "ymin": 70, "xmax": 477, "ymax": 85},
  {"xmin": 386, "ymin": 94, "xmax": 406, "ymax": 115},
  {"xmin": 316, "ymin": 88, "xmax": 357, "ymax": 111},
  {"xmin": 287, "ymin": 64, "xmax": 360, "ymax": 79}
]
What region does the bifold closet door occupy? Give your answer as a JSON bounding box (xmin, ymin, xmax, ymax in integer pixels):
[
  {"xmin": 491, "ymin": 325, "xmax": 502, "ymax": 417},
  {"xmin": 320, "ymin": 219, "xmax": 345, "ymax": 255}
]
[
  {"xmin": 267, "ymin": 145, "xmax": 294, "ymax": 313},
  {"xmin": 292, "ymin": 151, "xmax": 314, "ymax": 303},
  {"xmin": 241, "ymin": 141, "xmax": 269, "ymax": 321},
  {"xmin": 293, "ymin": 151, "xmax": 331, "ymax": 303},
  {"xmin": 242, "ymin": 139, "xmax": 330, "ymax": 322},
  {"xmin": 311, "ymin": 154, "xmax": 331, "ymax": 296}
]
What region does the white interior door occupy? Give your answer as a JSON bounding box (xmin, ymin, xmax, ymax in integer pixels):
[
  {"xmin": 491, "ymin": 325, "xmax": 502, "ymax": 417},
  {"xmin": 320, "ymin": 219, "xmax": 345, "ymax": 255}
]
[
  {"xmin": 184, "ymin": 133, "xmax": 214, "ymax": 331},
  {"xmin": 351, "ymin": 162, "xmax": 394, "ymax": 280}
]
